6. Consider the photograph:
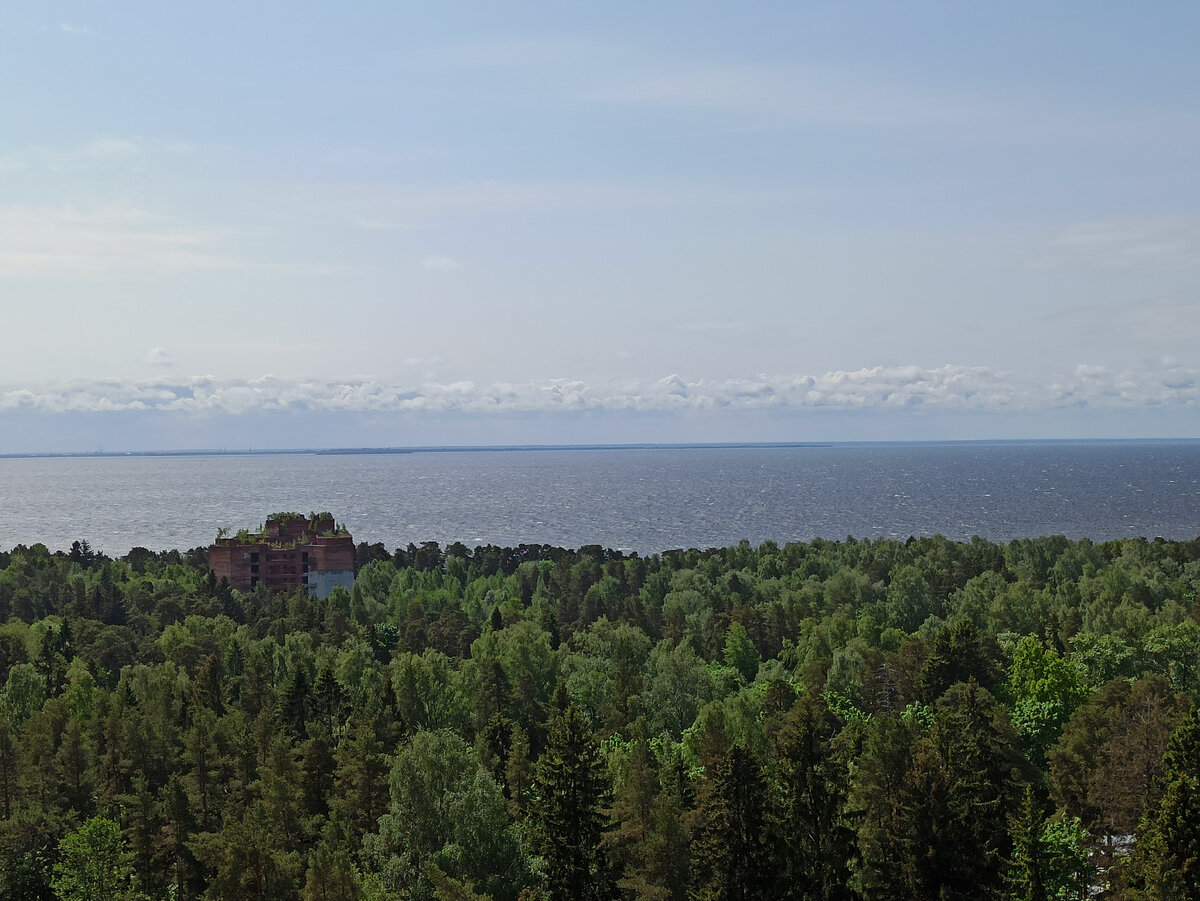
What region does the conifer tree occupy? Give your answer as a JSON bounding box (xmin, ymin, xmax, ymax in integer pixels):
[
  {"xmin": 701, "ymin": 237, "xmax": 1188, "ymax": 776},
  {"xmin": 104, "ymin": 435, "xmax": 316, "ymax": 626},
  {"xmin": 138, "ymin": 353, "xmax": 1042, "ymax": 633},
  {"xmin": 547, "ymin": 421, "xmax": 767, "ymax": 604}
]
[
  {"xmin": 0, "ymin": 714, "xmax": 15, "ymax": 819},
  {"xmin": 1119, "ymin": 707, "xmax": 1200, "ymax": 900},
  {"xmin": 302, "ymin": 819, "xmax": 362, "ymax": 901},
  {"xmin": 55, "ymin": 716, "xmax": 95, "ymax": 816},
  {"xmin": 159, "ymin": 773, "xmax": 196, "ymax": 900},
  {"xmin": 119, "ymin": 775, "xmax": 161, "ymax": 897},
  {"xmin": 772, "ymin": 693, "xmax": 857, "ymax": 901},
  {"xmin": 895, "ymin": 681, "xmax": 1017, "ymax": 901},
  {"xmin": 531, "ymin": 703, "xmax": 613, "ymax": 901},
  {"xmin": 691, "ymin": 744, "xmax": 775, "ymax": 901},
  {"xmin": 1007, "ymin": 785, "xmax": 1048, "ymax": 901},
  {"xmin": 183, "ymin": 707, "xmax": 220, "ymax": 832},
  {"xmin": 331, "ymin": 722, "xmax": 388, "ymax": 844},
  {"xmin": 850, "ymin": 712, "xmax": 918, "ymax": 899}
]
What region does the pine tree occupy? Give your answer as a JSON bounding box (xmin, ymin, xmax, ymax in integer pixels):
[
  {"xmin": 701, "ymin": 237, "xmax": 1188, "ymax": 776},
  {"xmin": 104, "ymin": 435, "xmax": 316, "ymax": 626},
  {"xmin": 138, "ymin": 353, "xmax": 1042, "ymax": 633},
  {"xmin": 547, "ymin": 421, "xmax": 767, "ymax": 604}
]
[
  {"xmin": 311, "ymin": 663, "xmax": 346, "ymax": 742},
  {"xmin": 332, "ymin": 721, "xmax": 389, "ymax": 844},
  {"xmin": 258, "ymin": 732, "xmax": 305, "ymax": 848},
  {"xmin": 279, "ymin": 665, "xmax": 312, "ymax": 737},
  {"xmin": 158, "ymin": 773, "xmax": 196, "ymax": 900},
  {"xmin": 183, "ymin": 707, "xmax": 220, "ymax": 832},
  {"xmin": 54, "ymin": 717, "xmax": 95, "ymax": 816},
  {"xmin": 302, "ymin": 819, "xmax": 362, "ymax": 901},
  {"xmin": 531, "ymin": 703, "xmax": 613, "ymax": 901},
  {"xmin": 119, "ymin": 775, "xmax": 162, "ymax": 897}
]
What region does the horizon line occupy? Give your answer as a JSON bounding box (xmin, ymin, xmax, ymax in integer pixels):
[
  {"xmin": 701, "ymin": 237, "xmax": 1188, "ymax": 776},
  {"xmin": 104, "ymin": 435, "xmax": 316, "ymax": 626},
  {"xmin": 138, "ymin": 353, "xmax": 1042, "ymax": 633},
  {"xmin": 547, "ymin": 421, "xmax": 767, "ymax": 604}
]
[{"xmin": 2, "ymin": 436, "xmax": 1198, "ymax": 460}]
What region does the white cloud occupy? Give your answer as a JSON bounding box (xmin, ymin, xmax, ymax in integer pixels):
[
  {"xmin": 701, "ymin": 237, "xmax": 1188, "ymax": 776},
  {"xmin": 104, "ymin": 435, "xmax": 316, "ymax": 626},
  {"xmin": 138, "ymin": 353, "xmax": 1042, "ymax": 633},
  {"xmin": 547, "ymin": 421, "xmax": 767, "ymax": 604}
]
[
  {"xmin": 0, "ymin": 136, "xmax": 195, "ymax": 174},
  {"xmin": 421, "ymin": 255, "xmax": 463, "ymax": 272},
  {"xmin": 76, "ymin": 138, "xmax": 143, "ymax": 160},
  {"xmin": 1, "ymin": 363, "xmax": 1194, "ymax": 418},
  {"xmin": 60, "ymin": 23, "xmax": 90, "ymax": 34},
  {"xmin": 678, "ymin": 320, "xmax": 752, "ymax": 333},
  {"xmin": 1032, "ymin": 218, "xmax": 1200, "ymax": 270},
  {"xmin": 145, "ymin": 346, "xmax": 174, "ymax": 367},
  {"xmin": 352, "ymin": 217, "xmax": 402, "ymax": 230},
  {"xmin": 253, "ymin": 179, "xmax": 755, "ymax": 236},
  {"xmin": 0, "ymin": 204, "xmax": 245, "ymax": 277},
  {"xmin": 596, "ymin": 62, "xmax": 970, "ymax": 131}
]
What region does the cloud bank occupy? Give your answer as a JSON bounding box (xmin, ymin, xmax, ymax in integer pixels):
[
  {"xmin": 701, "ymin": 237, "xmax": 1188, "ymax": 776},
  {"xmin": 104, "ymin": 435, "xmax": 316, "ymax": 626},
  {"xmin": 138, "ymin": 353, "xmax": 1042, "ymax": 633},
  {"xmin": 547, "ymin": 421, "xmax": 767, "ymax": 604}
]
[{"xmin": 1, "ymin": 363, "xmax": 1194, "ymax": 419}]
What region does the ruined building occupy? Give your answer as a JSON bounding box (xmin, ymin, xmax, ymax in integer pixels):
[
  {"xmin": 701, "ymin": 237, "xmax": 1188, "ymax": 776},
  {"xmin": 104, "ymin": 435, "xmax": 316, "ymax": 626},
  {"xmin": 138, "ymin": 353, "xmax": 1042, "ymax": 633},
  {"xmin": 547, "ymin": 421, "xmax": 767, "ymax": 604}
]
[{"xmin": 208, "ymin": 512, "xmax": 354, "ymax": 599}]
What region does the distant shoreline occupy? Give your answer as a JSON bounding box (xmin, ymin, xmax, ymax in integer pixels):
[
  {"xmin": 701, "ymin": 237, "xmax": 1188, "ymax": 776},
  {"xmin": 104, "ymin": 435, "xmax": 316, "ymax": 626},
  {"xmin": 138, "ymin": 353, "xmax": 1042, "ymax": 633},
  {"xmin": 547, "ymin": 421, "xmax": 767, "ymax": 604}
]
[{"xmin": 1, "ymin": 437, "xmax": 1197, "ymax": 460}]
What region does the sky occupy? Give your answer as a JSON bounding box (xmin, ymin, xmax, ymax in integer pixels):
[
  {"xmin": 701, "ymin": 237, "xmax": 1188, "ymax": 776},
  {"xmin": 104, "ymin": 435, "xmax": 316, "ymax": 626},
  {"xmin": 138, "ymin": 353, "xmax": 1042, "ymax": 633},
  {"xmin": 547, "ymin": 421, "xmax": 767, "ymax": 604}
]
[{"xmin": 1, "ymin": 1, "xmax": 1197, "ymax": 452}]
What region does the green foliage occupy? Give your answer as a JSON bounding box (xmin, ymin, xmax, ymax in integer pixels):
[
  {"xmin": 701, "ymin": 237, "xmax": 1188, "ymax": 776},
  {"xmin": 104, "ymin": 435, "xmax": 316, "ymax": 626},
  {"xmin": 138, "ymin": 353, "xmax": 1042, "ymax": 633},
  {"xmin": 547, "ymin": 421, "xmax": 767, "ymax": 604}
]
[
  {"xmin": 1049, "ymin": 676, "xmax": 1187, "ymax": 848},
  {"xmin": 722, "ymin": 623, "xmax": 760, "ymax": 684},
  {"xmin": 772, "ymin": 692, "xmax": 856, "ymax": 900},
  {"xmin": 1007, "ymin": 787, "xmax": 1091, "ymax": 901},
  {"xmin": 1008, "ymin": 786, "xmax": 1049, "ymax": 901},
  {"xmin": 691, "ymin": 744, "xmax": 775, "ymax": 901},
  {"xmin": 531, "ymin": 704, "xmax": 613, "ymax": 901},
  {"xmin": 52, "ymin": 817, "xmax": 135, "ymax": 901},
  {"xmin": 1039, "ymin": 815, "xmax": 1091, "ymax": 901},
  {"xmin": 1007, "ymin": 636, "xmax": 1090, "ymax": 765},
  {"xmin": 0, "ymin": 532, "xmax": 1196, "ymax": 899},
  {"xmin": 859, "ymin": 682, "xmax": 1017, "ymax": 900},
  {"xmin": 1118, "ymin": 707, "xmax": 1200, "ymax": 899},
  {"xmin": 364, "ymin": 729, "xmax": 528, "ymax": 901}
]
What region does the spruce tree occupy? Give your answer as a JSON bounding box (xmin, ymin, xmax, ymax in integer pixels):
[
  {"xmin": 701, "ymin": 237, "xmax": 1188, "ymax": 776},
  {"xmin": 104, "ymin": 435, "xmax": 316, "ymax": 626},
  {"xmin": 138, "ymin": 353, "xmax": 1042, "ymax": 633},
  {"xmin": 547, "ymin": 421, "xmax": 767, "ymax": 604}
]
[
  {"xmin": 889, "ymin": 681, "xmax": 1016, "ymax": 901},
  {"xmin": 772, "ymin": 693, "xmax": 857, "ymax": 901},
  {"xmin": 691, "ymin": 744, "xmax": 775, "ymax": 901},
  {"xmin": 531, "ymin": 703, "xmax": 613, "ymax": 901},
  {"xmin": 1120, "ymin": 707, "xmax": 1200, "ymax": 900},
  {"xmin": 1007, "ymin": 785, "xmax": 1048, "ymax": 901}
]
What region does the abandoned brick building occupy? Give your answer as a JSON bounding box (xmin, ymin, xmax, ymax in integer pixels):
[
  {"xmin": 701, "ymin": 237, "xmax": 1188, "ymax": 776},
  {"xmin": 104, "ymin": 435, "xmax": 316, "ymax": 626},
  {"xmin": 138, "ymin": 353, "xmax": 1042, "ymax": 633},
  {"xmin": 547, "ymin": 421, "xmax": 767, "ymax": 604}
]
[{"xmin": 208, "ymin": 512, "xmax": 355, "ymax": 599}]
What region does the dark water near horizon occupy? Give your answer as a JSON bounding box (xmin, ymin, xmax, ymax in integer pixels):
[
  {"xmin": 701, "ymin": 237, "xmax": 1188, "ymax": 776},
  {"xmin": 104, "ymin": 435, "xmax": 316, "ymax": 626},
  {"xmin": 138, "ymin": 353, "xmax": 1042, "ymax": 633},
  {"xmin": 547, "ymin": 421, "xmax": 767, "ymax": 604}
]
[{"xmin": 0, "ymin": 442, "xmax": 1196, "ymax": 556}]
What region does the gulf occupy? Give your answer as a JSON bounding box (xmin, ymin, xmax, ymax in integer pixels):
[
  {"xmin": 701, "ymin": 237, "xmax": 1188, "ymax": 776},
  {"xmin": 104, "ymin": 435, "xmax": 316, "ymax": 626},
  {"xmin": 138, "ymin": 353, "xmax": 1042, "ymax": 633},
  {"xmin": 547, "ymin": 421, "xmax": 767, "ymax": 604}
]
[{"xmin": 0, "ymin": 441, "xmax": 1195, "ymax": 556}]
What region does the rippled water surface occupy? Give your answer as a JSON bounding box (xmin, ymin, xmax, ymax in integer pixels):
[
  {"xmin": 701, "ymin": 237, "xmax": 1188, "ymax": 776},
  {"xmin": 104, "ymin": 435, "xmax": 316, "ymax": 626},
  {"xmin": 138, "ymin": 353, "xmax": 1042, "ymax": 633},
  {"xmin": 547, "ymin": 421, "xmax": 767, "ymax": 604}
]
[{"xmin": 0, "ymin": 442, "xmax": 1195, "ymax": 555}]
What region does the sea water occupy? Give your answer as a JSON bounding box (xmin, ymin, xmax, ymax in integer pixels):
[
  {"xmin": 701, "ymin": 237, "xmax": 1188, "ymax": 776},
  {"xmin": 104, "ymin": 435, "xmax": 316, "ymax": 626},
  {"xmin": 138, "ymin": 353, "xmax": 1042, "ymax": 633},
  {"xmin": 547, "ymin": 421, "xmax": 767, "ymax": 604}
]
[{"xmin": 0, "ymin": 442, "xmax": 1195, "ymax": 555}]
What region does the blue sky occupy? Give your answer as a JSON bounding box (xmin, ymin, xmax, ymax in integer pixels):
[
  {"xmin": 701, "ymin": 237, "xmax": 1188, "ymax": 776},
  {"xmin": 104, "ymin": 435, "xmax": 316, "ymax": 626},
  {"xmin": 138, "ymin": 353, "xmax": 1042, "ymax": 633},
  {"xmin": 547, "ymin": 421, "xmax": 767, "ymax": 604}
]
[{"xmin": 1, "ymin": 1, "xmax": 1197, "ymax": 451}]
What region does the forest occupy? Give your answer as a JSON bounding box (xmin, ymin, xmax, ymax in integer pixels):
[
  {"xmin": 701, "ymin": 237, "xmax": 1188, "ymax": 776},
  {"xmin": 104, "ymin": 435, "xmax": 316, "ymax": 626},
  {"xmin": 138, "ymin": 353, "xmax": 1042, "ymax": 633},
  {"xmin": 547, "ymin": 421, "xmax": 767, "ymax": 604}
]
[{"xmin": 0, "ymin": 528, "xmax": 1198, "ymax": 900}]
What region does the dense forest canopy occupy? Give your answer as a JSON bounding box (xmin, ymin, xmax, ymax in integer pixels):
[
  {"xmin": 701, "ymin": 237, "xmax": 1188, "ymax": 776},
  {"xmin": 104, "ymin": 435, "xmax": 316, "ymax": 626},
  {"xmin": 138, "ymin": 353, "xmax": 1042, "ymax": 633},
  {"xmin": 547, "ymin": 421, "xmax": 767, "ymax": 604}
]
[{"xmin": 1, "ymin": 531, "xmax": 1198, "ymax": 900}]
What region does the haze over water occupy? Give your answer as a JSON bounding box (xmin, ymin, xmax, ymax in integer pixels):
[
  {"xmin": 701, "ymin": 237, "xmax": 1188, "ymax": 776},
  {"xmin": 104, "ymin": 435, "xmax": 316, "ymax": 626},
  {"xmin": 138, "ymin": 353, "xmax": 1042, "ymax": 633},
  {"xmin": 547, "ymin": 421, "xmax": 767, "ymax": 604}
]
[{"xmin": 0, "ymin": 442, "xmax": 1195, "ymax": 556}]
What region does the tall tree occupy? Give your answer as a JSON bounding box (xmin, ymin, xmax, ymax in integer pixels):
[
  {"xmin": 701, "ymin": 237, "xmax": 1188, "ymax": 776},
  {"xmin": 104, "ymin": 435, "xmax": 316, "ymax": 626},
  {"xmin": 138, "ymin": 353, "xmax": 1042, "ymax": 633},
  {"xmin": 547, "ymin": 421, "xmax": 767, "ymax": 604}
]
[
  {"xmin": 1118, "ymin": 707, "xmax": 1200, "ymax": 900},
  {"xmin": 890, "ymin": 682, "xmax": 1017, "ymax": 901},
  {"xmin": 851, "ymin": 712, "xmax": 918, "ymax": 900},
  {"xmin": 190, "ymin": 801, "xmax": 303, "ymax": 900},
  {"xmin": 158, "ymin": 774, "xmax": 196, "ymax": 901},
  {"xmin": 0, "ymin": 715, "xmax": 16, "ymax": 819},
  {"xmin": 301, "ymin": 820, "xmax": 362, "ymax": 901},
  {"xmin": 772, "ymin": 693, "xmax": 857, "ymax": 901},
  {"xmin": 690, "ymin": 744, "xmax": 776, "ymax": 901},
  {"xmin": 531, "ymin": 703, "xmax": 613, "ymax": 901},
  {"xmin": 1050, "ymin": 676, "xmax": 1185, "ymax": 871},
  {"xmin": 332, "ymin": 722, "xmax": 389, "ymax": 845},
  {"xmin": 1007, "ymin": 786, "xmax": 1048, "ymax": 901}
]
